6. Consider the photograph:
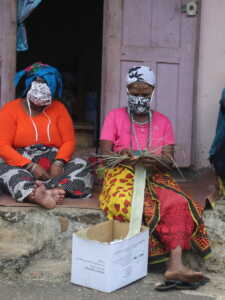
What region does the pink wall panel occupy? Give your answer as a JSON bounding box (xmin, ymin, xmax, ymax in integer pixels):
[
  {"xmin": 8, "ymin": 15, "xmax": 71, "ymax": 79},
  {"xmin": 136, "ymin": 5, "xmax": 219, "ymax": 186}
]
[
  {"xmin": 155, "ymin": 63, "xmax": 178, "ymax": 132},
  {"xmin": 151, "ymin": 0, "xmax": 181, "ymax": 48},
  {"xmin": 122, "ymin": 0, "xmax": 151, "ymax": 47}
]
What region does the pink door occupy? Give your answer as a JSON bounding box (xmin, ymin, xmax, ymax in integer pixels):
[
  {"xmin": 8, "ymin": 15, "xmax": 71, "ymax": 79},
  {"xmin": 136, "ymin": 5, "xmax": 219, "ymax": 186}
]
[{"xmin": 101, "ymin": 0, "xmax": 199, "ymax": 166}]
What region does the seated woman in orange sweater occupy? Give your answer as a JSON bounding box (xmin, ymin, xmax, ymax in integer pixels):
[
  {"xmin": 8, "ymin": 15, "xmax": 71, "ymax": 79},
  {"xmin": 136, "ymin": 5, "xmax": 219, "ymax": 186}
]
[{"xmin": 0, "ymin": 63, "xmax": 93, "ymax": 209}]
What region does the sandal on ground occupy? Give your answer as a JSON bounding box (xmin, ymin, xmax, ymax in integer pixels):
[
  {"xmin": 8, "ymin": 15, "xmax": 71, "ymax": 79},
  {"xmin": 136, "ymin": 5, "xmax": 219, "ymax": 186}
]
[
  {"xmin": 155, "ymin": 280, "xmax": 177, "ymax": 291},
  {"xmin": 155, "ymin": 276, "xmax": 210, "ymax": 292}
]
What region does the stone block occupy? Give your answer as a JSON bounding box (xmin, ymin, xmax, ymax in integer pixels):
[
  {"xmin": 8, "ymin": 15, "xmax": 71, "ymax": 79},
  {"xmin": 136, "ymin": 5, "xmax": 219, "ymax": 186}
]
[
  {"xmin": 0, "ymin": 206, "xmax": 106, "ymax": 279},
  {"xmin": 58, "ymin": 216, "xmax": 69, "ymax": 233},
  {"xmin": 0, "ymin": 200, "xmax": 225, "ymax": 282}
]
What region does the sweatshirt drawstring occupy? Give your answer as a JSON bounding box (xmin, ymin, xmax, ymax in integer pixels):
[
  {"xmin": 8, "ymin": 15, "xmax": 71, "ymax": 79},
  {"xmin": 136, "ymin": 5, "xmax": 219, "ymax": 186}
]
[
  {"xmin": 43, "ymin": 110, "xmax": 52, "ymax": 142},
  {"xmin": 27, "ymin": 98, "xmax": 39, "ymax": 142},
  {"xmin": 27, "ymin": 99, "xmax": 52, "ymax": 143}
]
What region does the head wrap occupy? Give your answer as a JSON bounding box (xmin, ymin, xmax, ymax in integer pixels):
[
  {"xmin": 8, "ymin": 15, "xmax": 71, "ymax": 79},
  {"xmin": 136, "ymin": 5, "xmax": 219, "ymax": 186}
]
[
  {"xmin": 126, "ymin": 66, "xmax": 155, "ymax": 114},
  {"xmin": 126, "ymin": 66, "xmax": 155, "ymax": 150},
  {"xmin": 14, "ymin": 62, "xmax": 63, "ymax": 98},
  {"xmin": 126, "ymin": 66, "xmax": 156, "ymax": 87}
]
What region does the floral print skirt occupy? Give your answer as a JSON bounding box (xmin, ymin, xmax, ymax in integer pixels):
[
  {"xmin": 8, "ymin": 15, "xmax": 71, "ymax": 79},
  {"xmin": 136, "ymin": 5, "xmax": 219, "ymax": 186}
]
[{"xmin": 99, "ymin": 165, "xmax": 211, "ymax": 264}]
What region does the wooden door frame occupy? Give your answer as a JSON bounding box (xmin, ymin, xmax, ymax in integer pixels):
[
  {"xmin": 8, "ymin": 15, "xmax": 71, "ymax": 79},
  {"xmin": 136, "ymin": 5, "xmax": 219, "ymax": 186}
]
[
  {"xmin": 0, "ymin": 0, "xmax": 17, "ymax": 106},
  {"xmin": 100, "ymin": 0, "xmax": 123, "ymax": 125},
  {"xmin": 100, "ymin": 0, "xmax": 201, "ymax": 166},
  {"xmin": 0, "ymin": 0, "xmax": 122, "ymax": 118},
  {"xmin": 1, "ymin": 0, "xmax": 109, "ymax": 114}
]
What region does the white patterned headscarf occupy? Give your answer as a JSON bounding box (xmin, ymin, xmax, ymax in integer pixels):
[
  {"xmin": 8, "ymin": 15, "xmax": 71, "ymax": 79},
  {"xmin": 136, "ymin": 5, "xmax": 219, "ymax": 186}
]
[{"xmin": 126, "ymin": 66, "xmax": 156, "ymax": 87}]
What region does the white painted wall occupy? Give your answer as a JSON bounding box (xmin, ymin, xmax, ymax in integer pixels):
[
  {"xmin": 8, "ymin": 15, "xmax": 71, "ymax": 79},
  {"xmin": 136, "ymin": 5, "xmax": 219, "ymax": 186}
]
[{"xmin": 193, "ymin": 0, "xmax": 225, "ymax": 169}]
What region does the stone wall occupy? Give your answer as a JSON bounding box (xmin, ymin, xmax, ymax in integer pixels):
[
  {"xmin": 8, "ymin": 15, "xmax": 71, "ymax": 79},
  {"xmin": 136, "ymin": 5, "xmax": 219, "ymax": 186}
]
[
  {"xmin": 204, "ymin": 200, "xmax": 225, "ymax": 274},
  {"xmin": 0, "ymin": 206, "xmax": 106, "ymax": 281},
  {"xmin": 0, "ymin": 202, "xmax": 224, "ymax": 282}
]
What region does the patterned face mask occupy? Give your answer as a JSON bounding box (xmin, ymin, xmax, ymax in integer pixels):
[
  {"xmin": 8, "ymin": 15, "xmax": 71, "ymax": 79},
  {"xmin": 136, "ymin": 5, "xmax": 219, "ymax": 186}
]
[
  {"xmin": 26, "ymin": 81, "xmax": 52, "ymax": 106},
  {"xmin": 127, "ymin": 94, "xmax": 152, "ymax": 114}
]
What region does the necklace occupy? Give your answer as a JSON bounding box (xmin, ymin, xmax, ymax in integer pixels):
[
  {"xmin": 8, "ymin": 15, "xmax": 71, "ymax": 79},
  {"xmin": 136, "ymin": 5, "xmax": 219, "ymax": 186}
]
[
  {"xmin": 130, "ymin": 111, "xmax": 152, "ymax": 151},
  {"xmin": 133, "ymin": 119, "xmax": 149, "ymax": 125}
]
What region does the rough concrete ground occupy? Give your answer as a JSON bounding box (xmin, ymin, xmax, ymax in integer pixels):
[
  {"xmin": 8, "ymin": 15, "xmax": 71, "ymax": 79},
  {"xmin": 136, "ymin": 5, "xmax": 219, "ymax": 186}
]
[
  {"xmin": 0, "ymin": 273, "xmax": 224, "ymax": 300},
  {"xmin": 0, "ymin": 172, "xmax": 225, "ymax": 299}
]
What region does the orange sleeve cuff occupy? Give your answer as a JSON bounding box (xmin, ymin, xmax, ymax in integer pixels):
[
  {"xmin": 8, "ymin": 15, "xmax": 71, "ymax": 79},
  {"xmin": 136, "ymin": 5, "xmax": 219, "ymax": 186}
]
[{"xmin": 0, "ymin": 145, "xmax": 32, "ymax": 167}]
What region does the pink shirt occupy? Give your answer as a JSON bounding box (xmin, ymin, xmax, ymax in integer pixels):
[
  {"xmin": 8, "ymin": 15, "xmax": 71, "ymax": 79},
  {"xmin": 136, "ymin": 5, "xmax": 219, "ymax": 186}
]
[{"xmin": 100, "ymin": 107, "xmax": 175, "ymax": 154}]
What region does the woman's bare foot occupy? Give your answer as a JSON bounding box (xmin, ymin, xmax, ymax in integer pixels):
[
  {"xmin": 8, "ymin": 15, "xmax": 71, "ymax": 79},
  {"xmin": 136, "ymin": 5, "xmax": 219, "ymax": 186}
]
[
  {"xmin": 28, "ymin": 182, "xmax": 65, "ymax": 209},
  {"xmin": 164, "ymin": 267, "xmax": 204, "ymax": 283},
  {"xmin": 51, "ymin": 187, "xmax": 65, "ymax": 205},
  {"xmin": 165, "ymin": 246, "xmax": 204, "ymax": 283},
  {"xmin": 34, "ymin": 180, "xmax": 65, "ymax": 205}
]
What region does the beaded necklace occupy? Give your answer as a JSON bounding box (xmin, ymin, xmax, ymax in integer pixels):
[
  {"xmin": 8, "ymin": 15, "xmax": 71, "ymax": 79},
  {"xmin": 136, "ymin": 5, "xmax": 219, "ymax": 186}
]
[{"xmin": 130, "ymin": 111, "xmax": 153, "ymax": 151}]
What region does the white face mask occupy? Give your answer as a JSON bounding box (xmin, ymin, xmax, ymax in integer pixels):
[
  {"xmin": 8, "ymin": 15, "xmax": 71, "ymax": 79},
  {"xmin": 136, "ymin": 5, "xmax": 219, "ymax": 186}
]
[
  {"xmin": 127, "ymin": 94, "xmax": 151, "ymax": 114},
  {"xmin": 127, "ymin": 89, "xmax": 154, "ymax": 114},
  {"xmin": 26, "ymin": 81, "xmax": 52, "ymax": 106}
]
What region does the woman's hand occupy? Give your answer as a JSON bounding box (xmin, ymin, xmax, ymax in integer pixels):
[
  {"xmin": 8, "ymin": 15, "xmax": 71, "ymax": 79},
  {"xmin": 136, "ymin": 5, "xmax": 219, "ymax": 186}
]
[
  {"xmin": 138, "ymin": 156, "xmax": 160, "ymax": 171},
  {"xmin": 119, "ymin": 148, "xmax": 133, "ymax": 157},
  {"xmin": 49, "ymin": 161, "xmax": 64, "ymax": 178},
  {"xmin": 32, "ymin": 164, "xmax": 51, "ymax": 180},
  {"xmin": 139, "ymin": 155, "xmax": 172, "ymax": 172},
  {"xmin": 119, "ymin": 149, "xmax": 138, "ymax": 166}
]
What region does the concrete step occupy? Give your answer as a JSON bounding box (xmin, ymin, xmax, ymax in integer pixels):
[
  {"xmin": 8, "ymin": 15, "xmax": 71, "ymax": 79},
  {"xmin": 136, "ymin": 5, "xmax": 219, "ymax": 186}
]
[
  {"xmin": 0, "ymin": 200, "xmax": 225, "ymax": 282},
  {"xmin": 21, "ymin": 259, "xmax": 70, "ymax": 282},
  {"xmin": 0, "ymin": 206, "xmax": 106, "ymax": 280}
]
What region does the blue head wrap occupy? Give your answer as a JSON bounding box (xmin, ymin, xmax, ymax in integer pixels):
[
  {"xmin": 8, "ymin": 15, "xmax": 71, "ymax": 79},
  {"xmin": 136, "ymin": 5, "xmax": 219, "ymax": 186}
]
[
  {"xmin": 209, "ymin": 88, "xmax": 225, "ymax": 157},
  {"xmin": 14, "ymin": 62, "xmax": 63, "ymax": 98}
]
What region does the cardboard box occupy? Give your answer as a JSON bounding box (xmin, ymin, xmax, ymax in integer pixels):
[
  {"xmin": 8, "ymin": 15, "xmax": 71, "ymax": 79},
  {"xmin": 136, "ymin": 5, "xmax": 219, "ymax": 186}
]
[{"xmin": 71, "ymin": 220, "xmax": 149, "ymax": 293}]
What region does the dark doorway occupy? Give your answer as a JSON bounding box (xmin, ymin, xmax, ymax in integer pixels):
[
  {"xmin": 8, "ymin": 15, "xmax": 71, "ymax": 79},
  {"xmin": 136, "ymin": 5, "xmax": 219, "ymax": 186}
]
[{"xmin": 17, "ymin": 0, "xmax": 104, "ymax": 148}]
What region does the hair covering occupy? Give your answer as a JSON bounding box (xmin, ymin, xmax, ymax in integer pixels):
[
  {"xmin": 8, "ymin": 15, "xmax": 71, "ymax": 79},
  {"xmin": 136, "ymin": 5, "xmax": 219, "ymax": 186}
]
[
  {"xmin": 14, "ymin": 62, "xmax": 63, "ymax": 98},
  {"xmin": 126, "ymin": 66, "xmax": 156, "ymax": 87},
  {"xmin": 209, "ymin": 88, "xmax": 225, "ymax": 157}
]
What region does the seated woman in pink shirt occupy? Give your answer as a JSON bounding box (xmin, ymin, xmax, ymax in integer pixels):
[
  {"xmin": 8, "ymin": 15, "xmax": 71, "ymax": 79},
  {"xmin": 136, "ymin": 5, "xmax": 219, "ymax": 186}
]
[{"xmin": 99, "ymin": 66, "xmax": 211, "ymax": 286}]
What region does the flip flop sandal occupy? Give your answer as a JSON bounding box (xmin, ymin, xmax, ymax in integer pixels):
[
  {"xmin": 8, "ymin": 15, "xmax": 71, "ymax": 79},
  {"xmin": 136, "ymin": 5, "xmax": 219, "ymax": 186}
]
[
  {"xmin": 155, "ymin": 277, "xmax": 210, "ymax": 292},
  {"xmin": 198, "ymin": 276, "xmax": 210, "ymax": 286},
  {"xmin": 154, "ymin": 280, "xmax": 178, "ymax": 291},
  {"xmin": 175, "ymin": 276, "xmax": 211, "ymax": 289},
  {"xmin": 173, "ymin": 280, "xmax": 200, "ymax": 290},
  {"xmin": 174, "ymin": 277, "xmax": 210, "ymax": 290}
]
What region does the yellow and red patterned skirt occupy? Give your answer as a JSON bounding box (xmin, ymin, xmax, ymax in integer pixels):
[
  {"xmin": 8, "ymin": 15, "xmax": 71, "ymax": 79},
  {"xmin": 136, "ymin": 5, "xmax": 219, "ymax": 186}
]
[{"xmin": 99, "ymin": 165, "xmax": 211, "ymax": 264}]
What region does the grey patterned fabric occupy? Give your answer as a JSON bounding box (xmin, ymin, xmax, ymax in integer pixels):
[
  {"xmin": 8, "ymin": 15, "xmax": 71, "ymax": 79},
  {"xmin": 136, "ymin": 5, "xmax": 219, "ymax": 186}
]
[{"xmin": 0, "ymin": 144, "xmax": 93, "ymax": 202}]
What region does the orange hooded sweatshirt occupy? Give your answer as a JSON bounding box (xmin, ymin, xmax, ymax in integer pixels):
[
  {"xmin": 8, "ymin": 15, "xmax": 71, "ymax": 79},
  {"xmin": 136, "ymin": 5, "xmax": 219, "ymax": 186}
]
[{"xmin": 0, "ymin": 99, "xmax": 76, "ymax": 166}]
